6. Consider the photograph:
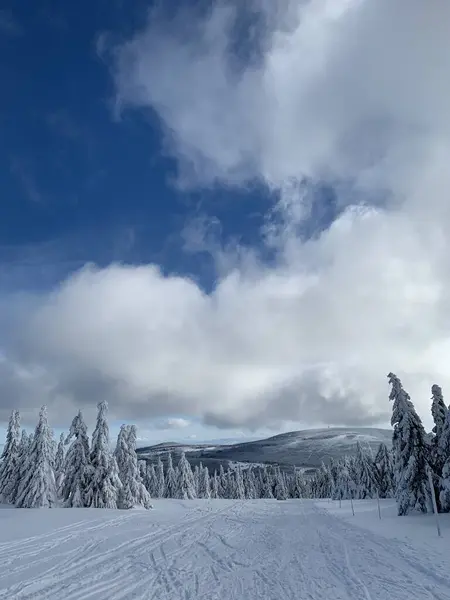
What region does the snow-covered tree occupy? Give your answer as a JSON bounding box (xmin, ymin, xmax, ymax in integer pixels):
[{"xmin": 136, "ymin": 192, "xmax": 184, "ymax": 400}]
[
  {"xmin": 116, "ymin": 425, "xmax": 152, "ymax": 509},
  {"xmin": 210, "ymin": 471, "xmax": 220, "ymax": 499},
  {"xmin": 61, "ymin": 411, "xmax": 91, "ymax": 507},
  {"xmin": 354, "ymin": 441, "xmax": 376, "ymax": 499},
  {"xmin": 54, "ymin": 432, "xmax": 65, "ymax": 493},
  {"xmin": 259, "ymin": 466, "xmax": 274, "ymax": 499},
  {"xmin": 374, "ymin": 443, "xmax": 394, "ymax": 498},
  {"xmin": 175, "ymin": 452, "xmax": 196, "ymax": 499},
  {"xmin": 389, "ymin": 372, "xmax": 429, "ymax": 515},
  {"xmin": 273, "ymin": 467, "xmax": 288, "ymax": 500},
  {"xmin": 0, "ymin": 410, "xmax": 21, "ymax": 504},
  {"xmin": 86, "ymin": 401, "xmax": 122, "ymax": 509},
  {"xmin": 438, "ymin": 403, "xmax": 450, "ymax": 511},
  {"xmin": 164, "ymin": 453, "xmax": 177, "ymax": 498},
  {"xmin": 198, "ymin": 465, "xmax": 211, "ymax": 499},
  {"xmin": 16, "ymin": 406, "xmax": 57, "ymax": 508},
  {"xmin": 155, "ymin": 458, "xmax": 165, "ymax": 498}
]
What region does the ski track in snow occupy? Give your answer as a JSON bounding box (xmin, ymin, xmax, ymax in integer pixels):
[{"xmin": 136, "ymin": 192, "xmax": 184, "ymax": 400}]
[{"xmin": 1, "ymin": 500, "xmax": 450, "ymax": 600}]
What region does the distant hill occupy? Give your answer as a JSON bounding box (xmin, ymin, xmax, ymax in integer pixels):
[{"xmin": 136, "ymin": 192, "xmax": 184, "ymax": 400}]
[{"xmin": 137, "ymin": 427, "xmax": 392, "ymax": 473}]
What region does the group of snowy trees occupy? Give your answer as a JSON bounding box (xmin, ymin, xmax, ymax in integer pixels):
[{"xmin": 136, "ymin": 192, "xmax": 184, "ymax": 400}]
[
  {"xmin": 309, "ymin": 373, "xmax": 450, "ymax": 517},
  {"xmin": 1, "ymin": 371, "xmax": 449, "ymax": 515},
  {"xmin": 139, "ymin": 454, "xmax": 294, "ymax": 501},
  {"xmin": 0, "ymin": 402, "xmax": 151, "ymax": 509}
]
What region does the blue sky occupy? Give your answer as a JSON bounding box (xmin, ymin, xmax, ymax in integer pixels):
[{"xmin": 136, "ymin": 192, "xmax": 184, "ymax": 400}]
[
  {"xmin": 0, "ymin": 0, "xmax": 446, "ymax": 444},
  {"xmin": 0, "ymin": 0, "xmax": 286, "ymax": 444},
  {"xmin": 0, "ymin": 1, "xmax": 273, "ymax": 293}
]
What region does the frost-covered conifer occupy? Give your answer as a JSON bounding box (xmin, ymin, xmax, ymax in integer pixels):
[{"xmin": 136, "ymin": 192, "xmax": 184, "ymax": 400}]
[
  {"xmin": 198, "ymin": 465, "xmax": 211, "ymax": 499},
  {"xmin": 116, "ymin": 425, "xmax": 152, "ymax": 509},
  {"xmin": 260, "ymin": 466, "xmax": 274, "ymax": 499},
  {"xmin": 175, "ymin": 452, "xmax": 196, "ymax": 499},
  {"xmin": 374, "ymin": 443, "xmax": 394, "ymax": 498},
  {"xmin": 273, "ymin": 467, "xmax": 288, "ymax": 500},
  {"xmin": 439, "ymin": 404, "xmax": 450, "ymax": 511},
  {"xmin": 389, "ymin": 372, "xmax": 429, "ymax": 515},
  {"xmin": 86, "ymin": 401, "xmax": 122, "ymax": 509},
  {"xmin": 0, "ymin": 410, "xmax": 21, "ymax": 504},
  {"xmin": 145, "ymin": 463, "xmax": 157, "ymax": 496},
  {"xmin": 355, "ymin": 441, "xmax": 376, "ymax": 499},
  {"xmin": 293, "ymin": 470, "xmax": 307, "ymax": 499},
  {"xmin": 62, "ymin": 411, "xmax": 91, "ymax": 507},
  {"xmin": 16, "ymin": 406, "xmax": 57, "ymax": 508},
  {"xmin": 156, "ymin": 458, "xmax": 165, "ymax": 498},
  {"xmin": 233, "ymin": 465, "xmax": 245, "ymax": 499},
  {"xmin": 165, "ymin": 453, "xmax": 177, "ymax": 498},
  {"xmin": 244, "ymin": 468, "xmax": 257, "ymax": 499},
  {"xmin": 54, "ymin": 432, "xmax": 65, "ymax": 494},
  {"xmin": 210, "ymin": 471, "xmax": 220, "ymax": 499}
]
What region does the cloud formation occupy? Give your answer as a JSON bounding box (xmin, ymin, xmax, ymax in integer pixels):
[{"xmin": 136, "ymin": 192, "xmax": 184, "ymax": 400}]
[{"xmin": 2, "ymin": 0, "xmax": 450, "ymax": 431}]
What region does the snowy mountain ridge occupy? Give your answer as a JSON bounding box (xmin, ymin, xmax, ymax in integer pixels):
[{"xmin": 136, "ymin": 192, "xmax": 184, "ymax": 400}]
[{"xmin": 137, "ymin": 427, "xmax": 392, "ymax": 472}]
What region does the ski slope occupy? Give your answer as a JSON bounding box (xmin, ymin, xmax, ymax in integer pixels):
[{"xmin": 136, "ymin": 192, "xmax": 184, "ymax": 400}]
[{"xmin": 1, "ymin": 499, "xmax": 450, "ymax": 599}]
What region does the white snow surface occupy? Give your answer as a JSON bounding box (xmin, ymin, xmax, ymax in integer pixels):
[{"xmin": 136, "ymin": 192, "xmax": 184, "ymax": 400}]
[{"xmin": 1, "ymin": 499, "xmax": 450, "ymax": 599}]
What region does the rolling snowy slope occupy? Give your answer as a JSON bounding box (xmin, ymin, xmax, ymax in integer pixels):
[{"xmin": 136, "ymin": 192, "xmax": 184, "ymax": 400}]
[
  {"xmin": 137, "ymin": 427, "xmax": 392, "ymax": 471},
  {"xmin": 1, "ymin": 499, "xmax": 450, "ymax": 599}
]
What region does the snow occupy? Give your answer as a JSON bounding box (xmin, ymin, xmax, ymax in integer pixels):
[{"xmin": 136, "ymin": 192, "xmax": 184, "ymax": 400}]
[{"xmin": 1, "ymin": 499, "xmax": 450, "ymax": 599}]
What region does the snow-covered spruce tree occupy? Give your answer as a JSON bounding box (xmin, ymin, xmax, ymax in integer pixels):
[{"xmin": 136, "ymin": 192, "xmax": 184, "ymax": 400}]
[
  {"xmin": 145, "ymin": 463, "xmax": 158, "ymax": 497},
  {"xmin": 193, "ymin": 465, "xmax": 200, "ymax": 496},
  {"xmin": 156, "ymin": 458, "xmax": 165, "ymax": 498},
  {"xmin": 354, "ymin": 441, "xmax": 376, "ymax": 499},
  {"xmin": 244, "ymin": 468, "xmax": 258, "ymax": 499},
  {"xmin": 54, "ymin": 432, "xmax": 65, "ymax": 493},
  {"xmin": 429, "ymin": 385, "xmax": 448, "ymax": 510},
  {"xmin": 0, "ymin": 410, "xmax": 21, "ymax": 504},
  {"xmin": 389, "ymin": 372, "xmax": 429, "ymax": 515},
  {"xmin": 16, "ymin": 406, "xmax": 57, "ymax": 508},
  {"xmin": 62, "ymin": 411, "xmax": 91, "ymax": 507},
  {"xmin": 273, "ymin": 467, "xmax": 288, "ymax": 500},
  {"xmin": 293, "ymin": 469, "xmax": 307, "ymax": 499},
  {"xmin": 210, "ymin": 471, "xmax": 220, "ymax": 499},
  {"xmin": 233, "ymin": 465, "xmax": 245, "ymax": 499},
  {"xmin": 260, "ymin": 466, "xmax": 274, "ymax": 499},
  {"xmin": 165, "ymin": 453, "xmax": 177, "ymax": 498},
  {"xmin": 438, "ymin": 404, "xmax": 450, "ymax": 511},
  {"xmin": 175, "ymin": 452, "xmax": 196, "ymax": 499},
  {"xmin": 116, "ymin": 425, "xmax": 152, "ymax": 509},
  {"xmin": 374, "ymin": 443, "xmax": 394, "ymax": 498},
  {"xmin": 198, "ymin": 465, "xmax": 211, "ymax": 499},
  {"xmin": 86, "ymin": 401, "xmax": 122, "ymax": 509}
]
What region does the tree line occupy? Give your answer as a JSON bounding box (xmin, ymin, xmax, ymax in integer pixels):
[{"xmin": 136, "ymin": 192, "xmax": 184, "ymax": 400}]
[{"xmin": 0, "ymin": 371, "xmax": 448, "ymax": 514}]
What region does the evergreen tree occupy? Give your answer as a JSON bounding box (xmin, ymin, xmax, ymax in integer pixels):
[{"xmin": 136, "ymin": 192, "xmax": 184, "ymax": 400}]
[
  {"xmin": 16, "ymin": 406, "xmax": 57, "ymax": 508},
  {"xmin": 62, "ymin": 411, "xmax": 91, "ymax": 507},
  {"xmin": 389, "ymin": 372, "xmax": 429, "ymax": 515},
  {"xmin": 156, "ymin": 458, "xmax": 165, "ymax": 498},
  {"xmin": 233, "ymin": 465, "xmax": 245, "ymax": 499},
  {"xmin": 260, "ymin": 466, "xmax": 274, "ymax": 499},
  {"xmin": 293, "ymin": 469, "xmax": 307, "ymax": 499},
  {"xmin": 0, "ymin": 410, "xmax": 21, "ymax": 504},
  {"xmin": 164, "ymin": 453, "xmax": 177, "ymax": 498},
  {"xmin": 210, "ymin": 471, "xmax": 220, "ymax": 499},
  {"xmin": 86, "ymin": 401, "xmax": 122, "ymax": 509},
  {"xmin": 143, "ymin": 462, "xmax": 157, "ymax": 496},
  {"xmin": 175, "ymin": 452, "xmax": 196, "ymax": 499},
  {"xmin": 374, "ymin": 443, "xmax": 394, "ymax": 498},
  {"xmin": 439, "ymin": 405, "xmax": 450, "ymax": 511},
  {"xmin": 354, "ymin": 441, "xmax": 376, "ymax": 499},
  {"xmin": 54, "ymin": 432, "xmax": 66, "ymax": 494},
  {"xmin": 273, "ymin": 466, "xmax": 288, "ymax": 500},
  {"xmin": 116, "ymin": 425, "xmax": 152, "ymax": 509},
  {"xmin": 198, "ymin": 465, "xmax": 211, "ymax": 499}
]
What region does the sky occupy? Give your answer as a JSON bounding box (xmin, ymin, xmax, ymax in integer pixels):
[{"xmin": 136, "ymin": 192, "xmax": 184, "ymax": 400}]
[{"xmin": 1, "ymin": 0, "xmax": 449, "ymax": 445}]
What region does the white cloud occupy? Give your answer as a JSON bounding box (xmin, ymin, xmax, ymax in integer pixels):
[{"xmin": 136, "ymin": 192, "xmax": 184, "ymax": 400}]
[{"xmin": 2, "ymin": 0, "xmax": 450, "ymax": 431}]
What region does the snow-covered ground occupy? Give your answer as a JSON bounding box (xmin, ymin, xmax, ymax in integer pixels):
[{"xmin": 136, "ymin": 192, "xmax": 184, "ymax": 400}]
[{"xmin": 1, "ymin": 499, "xmax": 450, "ymax": 599}]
